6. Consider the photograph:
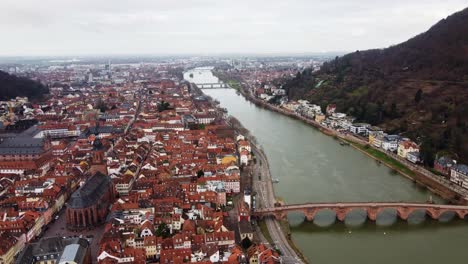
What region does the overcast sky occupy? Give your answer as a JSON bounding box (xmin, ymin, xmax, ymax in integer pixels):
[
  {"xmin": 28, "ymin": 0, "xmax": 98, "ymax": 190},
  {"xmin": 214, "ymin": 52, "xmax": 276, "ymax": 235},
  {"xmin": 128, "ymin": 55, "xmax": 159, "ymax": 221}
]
[{"xmin": 0, "ymin": 0, "xmax": 466, "ymax": 56}]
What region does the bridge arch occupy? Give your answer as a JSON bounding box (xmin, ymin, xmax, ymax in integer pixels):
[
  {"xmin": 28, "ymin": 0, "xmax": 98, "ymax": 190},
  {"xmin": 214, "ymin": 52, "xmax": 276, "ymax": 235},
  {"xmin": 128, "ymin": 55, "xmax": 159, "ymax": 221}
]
[
  {"xmin": 378, "ymin": 208, "xmax": 399, "ymax": 225},
  {"xmin": 253, "ymin": 202, "xmax": 468, "ymax": 225},
  {"xmin": 310, "ymin": 208, "xmax": 337, "ymax": 226},
  {"xmin": 438, "ymin": 210, "xmax": 458, "ymax": 222},
  {"xmin": 343, "ymin": 208, "xmax": 367, "ymax": 225},
  {"xmin": 456, "ymin": 210, "xmax": 468, "ymax": 219},
  {"xmin": 405, "ymin": 209, "xmax": 427, "ymax": 224}
]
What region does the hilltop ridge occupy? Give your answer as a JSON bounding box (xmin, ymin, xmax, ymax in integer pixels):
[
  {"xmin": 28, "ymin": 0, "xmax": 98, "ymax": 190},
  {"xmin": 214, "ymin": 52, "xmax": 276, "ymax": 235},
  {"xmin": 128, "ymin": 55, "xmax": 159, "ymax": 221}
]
[{"xmin": 284, "ymin": 7, "xmax": 468, "ymax": 163}]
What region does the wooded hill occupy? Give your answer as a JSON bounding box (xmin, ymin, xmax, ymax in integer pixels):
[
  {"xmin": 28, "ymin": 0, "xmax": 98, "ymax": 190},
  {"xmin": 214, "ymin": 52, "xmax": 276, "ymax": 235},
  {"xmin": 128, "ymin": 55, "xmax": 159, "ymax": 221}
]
[
  {"xmin": 0, "ymin": 70, "xmax": 49, "ymax": 101},
  {"xmin": 283, "ymin": 7, "xmax": 468, "ymax": 164}
]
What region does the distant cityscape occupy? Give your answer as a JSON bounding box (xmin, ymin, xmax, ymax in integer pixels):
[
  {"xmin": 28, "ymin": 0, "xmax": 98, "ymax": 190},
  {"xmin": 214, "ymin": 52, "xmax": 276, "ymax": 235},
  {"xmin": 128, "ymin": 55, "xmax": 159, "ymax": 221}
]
[
  {"xmin": 0, "ymin": 56, "xmax": 327, "ymax": 264},
  {"xmin": 0, "ymin": 52, "xmax": 467, "ymax": 263},
  {"xmin": 0, "ymin": 1, "xmax": 467, "ymax": 263}
]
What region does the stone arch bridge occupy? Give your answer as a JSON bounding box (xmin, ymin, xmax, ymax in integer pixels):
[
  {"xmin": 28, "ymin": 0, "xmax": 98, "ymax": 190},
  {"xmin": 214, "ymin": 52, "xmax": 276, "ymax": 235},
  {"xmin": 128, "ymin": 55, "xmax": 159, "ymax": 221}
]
[
  {"xmin": 196, "ymin": 82, "xmax": 228, "ymax": 89},
  {"xmin": 253, "ymin": 202, "xmax": 468, "ymax": 222}
]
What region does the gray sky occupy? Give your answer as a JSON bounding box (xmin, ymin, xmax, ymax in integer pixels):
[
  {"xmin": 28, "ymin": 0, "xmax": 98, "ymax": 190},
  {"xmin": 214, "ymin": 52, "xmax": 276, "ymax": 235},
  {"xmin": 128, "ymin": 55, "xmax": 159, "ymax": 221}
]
[{"xmin": 0, "ymin": 0, "xmax": 466, "ymax": 56}]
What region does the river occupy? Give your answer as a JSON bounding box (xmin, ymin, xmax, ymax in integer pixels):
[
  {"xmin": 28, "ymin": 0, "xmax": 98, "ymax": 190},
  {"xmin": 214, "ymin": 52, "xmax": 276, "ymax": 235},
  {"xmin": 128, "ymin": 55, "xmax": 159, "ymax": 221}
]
[{"xmin": 189, "ymin": 69, "xmax": 468, "ymax": 264}]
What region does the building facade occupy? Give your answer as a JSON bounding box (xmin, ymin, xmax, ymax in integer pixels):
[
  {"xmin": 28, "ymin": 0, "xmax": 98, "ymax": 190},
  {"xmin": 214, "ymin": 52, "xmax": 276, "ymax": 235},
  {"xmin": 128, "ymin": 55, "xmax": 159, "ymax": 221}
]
[
  {"xmin": 66, "ymin": 172, "xmax": 115, "ymax": 230},
  {"xmin": 450, "ymin": 164, "xmax": 468, "ymax": 189}
]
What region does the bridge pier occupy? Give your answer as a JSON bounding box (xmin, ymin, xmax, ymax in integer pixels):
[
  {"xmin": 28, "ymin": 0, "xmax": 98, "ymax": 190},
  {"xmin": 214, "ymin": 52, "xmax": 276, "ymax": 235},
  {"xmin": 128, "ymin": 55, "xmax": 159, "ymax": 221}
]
[
  {"xmin": 426, "ymin": 208, "xmax": 443, "ymax": 220},
  {"xmin": 366, "ymin": 207, "xmax": 381, "ymax": 221},
  {"xmin": 456, "ymin": 210, "xmax": 468, "ymax": 219},
  {"xmin": 273, "ymin": 212, "xmax": 287, "ymax": 221},
  {"xmin": 304, "ymin": 209, "xmax": 319, "ymax": 221},
  {"xmin": 397, "ymin": 207, "xmax": 414, "ymax": 221},
  {"xmin": 336, "ymin": 208, "xmax": 350, "ymax": 222}
]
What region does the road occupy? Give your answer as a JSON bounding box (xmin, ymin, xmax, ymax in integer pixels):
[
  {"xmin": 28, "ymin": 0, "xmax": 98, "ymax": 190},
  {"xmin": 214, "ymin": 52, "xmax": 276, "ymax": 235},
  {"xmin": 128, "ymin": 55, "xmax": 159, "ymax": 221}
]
[
  {"xmin": 218, "ymin": 76, "xmax": 304, "ymax": 263},
  {"xmin": 383, "ymin": 149, "xmax": 468, "ymax": 198},
  {"xmin": 346, "ymin": 132, "xmax": 468, "ymax": 199},
  {"xmin": 252, "ymin": 144, "xmax": 304, "ymax": 264}
]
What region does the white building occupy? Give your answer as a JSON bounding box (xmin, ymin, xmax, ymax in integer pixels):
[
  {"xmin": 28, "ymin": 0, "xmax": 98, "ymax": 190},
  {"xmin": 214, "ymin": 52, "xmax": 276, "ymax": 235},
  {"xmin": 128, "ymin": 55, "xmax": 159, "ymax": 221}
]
[
  {"xmin": 349, "ymin": 123, "xmax": 371, "ymax": 135},
  {"xmin": 382, "ymin": 135, "xmax": 400, "ymax": 152},
  {"xmin": 240, "ymin": 150, "xmax": 249, "ymax": 165},
  {"xmin": 450, "ymin": 164, "xmax": 468, "ymax": 189}
]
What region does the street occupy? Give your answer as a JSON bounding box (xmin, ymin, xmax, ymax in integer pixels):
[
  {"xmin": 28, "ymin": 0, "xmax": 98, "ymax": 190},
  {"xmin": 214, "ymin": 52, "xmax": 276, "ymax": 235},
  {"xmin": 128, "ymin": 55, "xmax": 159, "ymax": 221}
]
[{"xmin": 251, "ymin": 144, "xmax": 304, "ymax": 264}]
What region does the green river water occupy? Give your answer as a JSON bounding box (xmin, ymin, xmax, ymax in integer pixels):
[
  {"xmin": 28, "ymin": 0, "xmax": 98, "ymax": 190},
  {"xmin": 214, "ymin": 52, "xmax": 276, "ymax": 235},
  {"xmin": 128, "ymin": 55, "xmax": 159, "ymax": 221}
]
[{"xmin": 203, "ymin": 87, "xmax": 468, "ymax": 264}]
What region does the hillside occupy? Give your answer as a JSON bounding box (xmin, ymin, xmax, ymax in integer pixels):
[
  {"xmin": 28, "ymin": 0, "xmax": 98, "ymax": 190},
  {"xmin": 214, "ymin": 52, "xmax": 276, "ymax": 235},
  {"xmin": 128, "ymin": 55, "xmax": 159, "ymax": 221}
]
[
  {"xmin": 283, "ymin": 7, "xmax": 468, "ymax": 164},
  {"xmin": 0, "ymin": 70, "xmax": 49, "ymax": 100}
]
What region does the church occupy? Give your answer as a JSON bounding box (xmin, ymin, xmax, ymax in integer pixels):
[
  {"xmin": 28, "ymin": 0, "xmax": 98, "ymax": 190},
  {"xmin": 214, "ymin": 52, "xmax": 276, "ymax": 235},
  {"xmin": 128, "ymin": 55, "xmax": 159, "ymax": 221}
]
[{"xmin": 66, "ymin": 171, "xmax": 115, "ymax": 230}]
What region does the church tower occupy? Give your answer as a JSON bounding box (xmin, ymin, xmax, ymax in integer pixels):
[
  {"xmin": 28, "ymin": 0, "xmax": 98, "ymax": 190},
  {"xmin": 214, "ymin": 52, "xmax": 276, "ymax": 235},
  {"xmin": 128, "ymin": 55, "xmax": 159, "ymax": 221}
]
[{"xmin": 89, "ymin": 137, "xmax": 107, "ymax": 175}]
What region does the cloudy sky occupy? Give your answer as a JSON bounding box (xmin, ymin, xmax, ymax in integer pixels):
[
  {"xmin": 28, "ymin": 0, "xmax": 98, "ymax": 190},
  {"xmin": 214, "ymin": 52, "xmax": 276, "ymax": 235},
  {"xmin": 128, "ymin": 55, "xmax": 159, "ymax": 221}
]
[{"xmin": 0, "ymin": 0, "xmax": 466, "ymax": 56}]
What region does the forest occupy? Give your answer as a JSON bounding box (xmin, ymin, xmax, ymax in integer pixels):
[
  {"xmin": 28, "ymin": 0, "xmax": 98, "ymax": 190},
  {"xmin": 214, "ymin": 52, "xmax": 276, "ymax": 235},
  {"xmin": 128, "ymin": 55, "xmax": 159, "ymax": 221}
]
[
  {"xmin": 0, "ymin": 70, "xmax": 49, "ymax": 101},
  {"xmin": 283, "ymin": 8, "xmax": 468, "ymax": 164}
]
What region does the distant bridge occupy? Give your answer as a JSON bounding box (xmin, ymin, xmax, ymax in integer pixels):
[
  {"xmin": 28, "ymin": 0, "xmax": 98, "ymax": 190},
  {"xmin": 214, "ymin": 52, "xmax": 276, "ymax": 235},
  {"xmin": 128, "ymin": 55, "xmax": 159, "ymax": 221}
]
[
  {"xmin": 196, "ymin": 82, "xmax": 229, "ymax": 89},
  {"xmin": 253, "ymin": 202, "xmax": 468, "ymax": 221}
]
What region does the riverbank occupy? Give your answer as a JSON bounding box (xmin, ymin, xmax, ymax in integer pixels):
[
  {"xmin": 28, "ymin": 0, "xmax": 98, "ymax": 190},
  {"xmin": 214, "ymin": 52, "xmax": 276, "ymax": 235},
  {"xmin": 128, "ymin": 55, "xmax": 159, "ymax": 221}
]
[
  {"xmin": 229, "ymin": 110, "xmax": 309, "ymax": 262},
  {"xmin": 193, "ymin": 80, "xmax": 307, "ymax": 263},
  {"xmin": 250, "ymin": 143, "xmax": 308, "ymax": 263},
  {"xmin": 201, "ymin": 81, "xmax": 468, "ymax": 264},
  {"xmin": 218, "ymin": 75, "xmax": 468, "ymax": 206},
  {"xmin": 347, "ymin": 140, "xmax": 463, "ymax": 202}
]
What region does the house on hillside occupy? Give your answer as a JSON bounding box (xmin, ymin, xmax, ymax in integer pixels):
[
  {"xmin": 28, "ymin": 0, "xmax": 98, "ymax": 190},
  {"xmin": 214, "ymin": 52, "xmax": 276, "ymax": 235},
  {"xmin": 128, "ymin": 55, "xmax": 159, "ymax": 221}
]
[
  {"xmin": 397, "ymin": 140, "xmax": 419, "ymax": 159},
  {"xmin": 326, "ymin": 104, "xmax": 336, "ymax": 115},
  {"xmin": 382, "ymin": 135, "xmax": 401, "ymax": 152},
  {"xmin": 315, "ymin": 114, "xmax": 326, "ymax": 123},
  {"xmin": 349, "ymin": 123, "xmax": 371, "ymax": 136},
  {"xmin": 450, "ymin": 164, "xmax": 468, "ymax": 189},
  {"xmin": 406, "ymin": 152, "xmax": 421, "ymax": 164},
  {"xmin": 434, "ymin": 156, "xmax": 455, "ymax": 176},
  {"xmin": 370, "ymin": 132, "xmax": 385, "ymax": 148},
  {"xmin": 368, "ymin": 127, "xmax": 384, "ymax": 146}
]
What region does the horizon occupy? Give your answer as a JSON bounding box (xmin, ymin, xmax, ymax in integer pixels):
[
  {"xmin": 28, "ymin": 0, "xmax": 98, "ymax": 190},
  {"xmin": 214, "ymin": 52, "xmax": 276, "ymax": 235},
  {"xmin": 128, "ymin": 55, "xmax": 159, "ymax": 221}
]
[
  {"xmin": 0, "ymin": 0, "xmax": 466, "ymax": 56},
  {"xmin": 0, "ymin": 51, "xmax": 347, "ymax": 59}
]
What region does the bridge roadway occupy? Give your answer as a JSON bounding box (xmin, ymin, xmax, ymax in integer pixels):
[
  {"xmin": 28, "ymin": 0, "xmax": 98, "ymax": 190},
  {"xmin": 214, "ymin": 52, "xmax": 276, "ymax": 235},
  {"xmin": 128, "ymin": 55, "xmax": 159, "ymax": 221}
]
[
  {"xmin": 254, "ymin": 202, "xmax": 468, "ymax": 221},
  {"xmin": 196, "ymin": 82, "xmax": 228, "ymax": 89}
]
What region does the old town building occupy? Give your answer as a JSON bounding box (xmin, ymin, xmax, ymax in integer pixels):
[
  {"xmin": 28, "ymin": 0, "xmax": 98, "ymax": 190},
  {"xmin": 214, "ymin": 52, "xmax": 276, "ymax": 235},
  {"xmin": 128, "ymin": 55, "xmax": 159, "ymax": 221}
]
[
  {"xmin": 0, "ymin": 137, "xmax": 52, "ymax": 174},
  {"xmin": 66, "ymin": 172, "xmax": 115, "ymax": 230},
  {"xmin": 15, "ymin": 237, "xmax": 91, "ymax": 264}
]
